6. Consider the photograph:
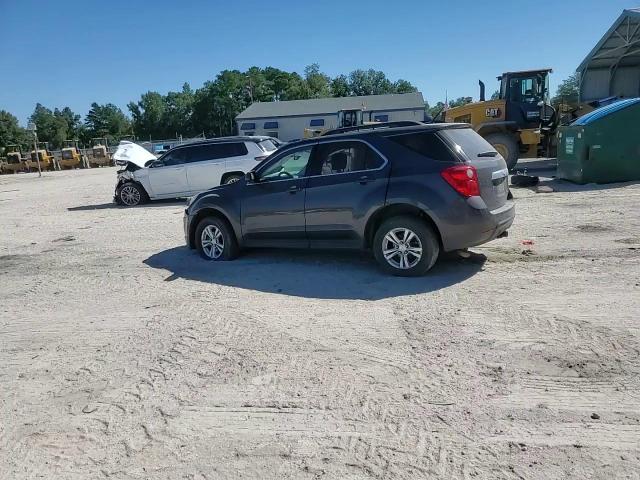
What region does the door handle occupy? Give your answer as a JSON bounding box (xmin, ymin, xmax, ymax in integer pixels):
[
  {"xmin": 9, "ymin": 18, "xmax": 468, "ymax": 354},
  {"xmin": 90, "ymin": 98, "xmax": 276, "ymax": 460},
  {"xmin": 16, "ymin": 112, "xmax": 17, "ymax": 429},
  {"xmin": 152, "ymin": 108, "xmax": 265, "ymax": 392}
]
[
  {"xmin": 359, "ymin": 175, "xmax": 370, "ymax": 185},
  {"xmin": 288, "ymin": 185, "xmax": 301, "ymax": 194}
]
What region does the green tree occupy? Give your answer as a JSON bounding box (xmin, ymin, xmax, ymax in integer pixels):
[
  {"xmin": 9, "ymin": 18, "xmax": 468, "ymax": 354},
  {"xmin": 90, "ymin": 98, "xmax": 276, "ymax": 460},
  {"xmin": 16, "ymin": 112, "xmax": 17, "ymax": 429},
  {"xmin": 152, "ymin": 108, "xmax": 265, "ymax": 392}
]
[
  {"xmin": 0, "ymin": 110, "xmax": 28, "ymax": 153},
  {"xmin": 448, "ymin": 96, "xmax": 473, "ymax": 108},
  {"xmin": 85, "ymin": 103, "xmax": 131, "ymax": 143},
  {"xmin": 552, "ymin": 73, "xmax": 580, "ymax": 108},
  {"xmin": 28, "ymin": 104, "xmax": 83, "ymax": 149},
  {"xmin": 303, "ymin": 63, "xmax": 331, "ymax": 98},
  {"xmin": 429, "ymin": 101, "xmax": 446, "ymax": 118},
  {"xmin": 393, "ymin": 79, "xmax": 417, "ymax": 94},
  {"xmin": 330, "ymin": 74, "xmax": 350, "ymax": 97},
  {"xmin": 164, "ymin": 83, "xmax": 195, "ymax": 137},
  {"xmin": 491, "ymin": 90, "xmax": 500, "ymax": 100},
  {"xmin": 128, "ymin": 92, "xmax": 165, "ymax": 139}
]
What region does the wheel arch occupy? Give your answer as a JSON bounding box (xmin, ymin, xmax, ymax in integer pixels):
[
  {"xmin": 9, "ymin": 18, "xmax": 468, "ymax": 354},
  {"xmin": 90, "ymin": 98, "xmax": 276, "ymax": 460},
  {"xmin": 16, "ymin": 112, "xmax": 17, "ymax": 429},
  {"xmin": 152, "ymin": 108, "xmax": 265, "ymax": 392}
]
[
  {"xmin": 117, "ymin": 179, "xmax": 149, "ymax": 203},
  {"xmin": 189, "ymin": 207, "xmax": 237, "ymax": 249},
  {"xmin": 364, "ymin": 203, "xmax": 443, "ymax": 250}
]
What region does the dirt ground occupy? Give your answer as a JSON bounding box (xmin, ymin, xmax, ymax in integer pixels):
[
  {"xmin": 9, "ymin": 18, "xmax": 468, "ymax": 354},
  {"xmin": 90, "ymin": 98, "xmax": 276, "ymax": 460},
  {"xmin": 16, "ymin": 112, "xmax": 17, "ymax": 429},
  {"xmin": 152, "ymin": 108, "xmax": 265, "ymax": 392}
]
[{"xmin": 1, "ymin": 161, "xmax": 639, "ymax": 480}]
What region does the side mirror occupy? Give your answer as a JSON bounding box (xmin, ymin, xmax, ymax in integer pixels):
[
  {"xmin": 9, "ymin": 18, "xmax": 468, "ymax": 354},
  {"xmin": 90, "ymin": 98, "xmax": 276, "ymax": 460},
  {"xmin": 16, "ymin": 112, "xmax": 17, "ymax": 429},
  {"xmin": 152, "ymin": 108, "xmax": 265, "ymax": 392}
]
[{"xmin": 245, "ymin": 171, "xmax": 257, "ymax": 183}]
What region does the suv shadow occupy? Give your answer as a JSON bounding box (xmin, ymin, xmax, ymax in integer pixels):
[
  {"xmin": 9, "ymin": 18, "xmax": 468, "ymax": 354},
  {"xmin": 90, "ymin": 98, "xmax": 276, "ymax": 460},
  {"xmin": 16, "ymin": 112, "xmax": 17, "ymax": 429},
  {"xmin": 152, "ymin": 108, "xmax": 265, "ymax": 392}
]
[
  {"xmin": 143, "ymin": 247, "xmax": 486, "ymax": 300},
  {"xmin": 68, "ymin": 199, "xmax": 186, "ymax": 211}
]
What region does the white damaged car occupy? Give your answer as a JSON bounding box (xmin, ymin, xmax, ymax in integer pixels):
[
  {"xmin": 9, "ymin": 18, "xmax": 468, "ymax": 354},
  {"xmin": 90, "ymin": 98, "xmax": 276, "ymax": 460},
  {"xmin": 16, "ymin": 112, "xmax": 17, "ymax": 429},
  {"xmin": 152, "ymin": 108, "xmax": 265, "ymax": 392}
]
[{"xmin": 113, "ymin": 137, "xmax": 278, "ymax": 206}]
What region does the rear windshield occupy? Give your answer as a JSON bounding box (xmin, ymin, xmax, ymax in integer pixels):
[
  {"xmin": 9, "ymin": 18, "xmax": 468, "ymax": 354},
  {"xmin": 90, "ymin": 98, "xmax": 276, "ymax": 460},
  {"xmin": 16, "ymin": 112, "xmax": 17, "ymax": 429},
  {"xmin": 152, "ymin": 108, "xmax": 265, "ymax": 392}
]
[
  {"xmin": 258, "ymin": 139, "xmax": 277, "ymax": 152},
  {"xmin": 386, "ymin": 131, "xmax": 457, "ymax": 162},
  {"xmin": 439, "ymin": 128, "xmax": 497, "ymax": 159}
]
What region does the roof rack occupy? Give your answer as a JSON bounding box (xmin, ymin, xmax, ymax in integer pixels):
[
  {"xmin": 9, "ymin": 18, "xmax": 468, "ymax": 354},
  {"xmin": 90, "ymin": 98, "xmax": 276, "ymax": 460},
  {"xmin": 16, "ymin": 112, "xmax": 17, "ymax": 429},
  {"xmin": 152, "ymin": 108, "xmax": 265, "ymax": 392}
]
[{"xmin": 321, "ymin": 121, "xmax": 425, "ymax": 136}]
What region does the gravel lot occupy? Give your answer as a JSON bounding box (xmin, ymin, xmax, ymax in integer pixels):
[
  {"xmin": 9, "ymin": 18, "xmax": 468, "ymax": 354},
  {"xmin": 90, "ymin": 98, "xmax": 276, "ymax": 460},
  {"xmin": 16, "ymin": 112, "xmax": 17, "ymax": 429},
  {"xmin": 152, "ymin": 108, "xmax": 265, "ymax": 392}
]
[{"xmin": 1, "ymin": 162, "xmax": 639, "ymax": 479}]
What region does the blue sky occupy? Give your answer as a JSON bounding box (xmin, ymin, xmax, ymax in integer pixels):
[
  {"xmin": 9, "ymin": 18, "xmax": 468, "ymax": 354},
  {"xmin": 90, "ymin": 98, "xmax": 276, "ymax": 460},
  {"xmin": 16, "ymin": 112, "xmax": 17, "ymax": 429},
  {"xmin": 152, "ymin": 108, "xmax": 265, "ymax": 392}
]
[{"xmin": 1, "ymin": 0, "xmax": 637, "ymax": 124}]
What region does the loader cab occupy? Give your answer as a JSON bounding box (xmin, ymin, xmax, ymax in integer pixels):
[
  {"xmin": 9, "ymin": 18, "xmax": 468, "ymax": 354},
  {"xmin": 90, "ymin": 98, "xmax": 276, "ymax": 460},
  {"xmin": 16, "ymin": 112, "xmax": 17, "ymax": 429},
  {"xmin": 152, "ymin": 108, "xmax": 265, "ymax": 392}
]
[
  {"xmin": 498, "ymin": 69, "xmax": 552, "ymax": 128},
  {"xmin": 338, "ymin": 109, "xmax": 363, "ymax": 128},
  {"xmin": 7, "ymin": 151, "xmax": 21, "ymax": 164}
]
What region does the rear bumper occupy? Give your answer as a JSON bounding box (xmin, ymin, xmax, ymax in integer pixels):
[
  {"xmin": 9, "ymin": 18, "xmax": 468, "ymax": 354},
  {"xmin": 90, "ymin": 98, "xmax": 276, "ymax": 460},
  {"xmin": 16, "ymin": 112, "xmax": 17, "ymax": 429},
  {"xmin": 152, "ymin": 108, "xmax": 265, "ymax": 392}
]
[{"xmin": 441, "ymin": 198, "xmax": 515, "ymax": 251}]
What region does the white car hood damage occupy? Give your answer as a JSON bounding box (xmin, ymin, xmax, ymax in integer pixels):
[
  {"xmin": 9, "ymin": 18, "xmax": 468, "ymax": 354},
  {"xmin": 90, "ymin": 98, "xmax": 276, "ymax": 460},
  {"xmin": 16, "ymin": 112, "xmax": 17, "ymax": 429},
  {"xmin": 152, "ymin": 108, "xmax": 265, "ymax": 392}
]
[{"xmin": 113, "ymin": 141, "xmax": 156, "ymax": 168}]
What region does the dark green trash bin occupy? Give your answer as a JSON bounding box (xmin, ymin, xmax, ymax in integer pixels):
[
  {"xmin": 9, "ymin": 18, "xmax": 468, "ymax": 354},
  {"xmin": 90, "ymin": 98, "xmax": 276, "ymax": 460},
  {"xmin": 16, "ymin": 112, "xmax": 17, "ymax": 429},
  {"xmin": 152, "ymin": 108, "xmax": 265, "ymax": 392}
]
[{"xmin": 557, "ymin": 98, "xmax": 640, "ymax": 184}]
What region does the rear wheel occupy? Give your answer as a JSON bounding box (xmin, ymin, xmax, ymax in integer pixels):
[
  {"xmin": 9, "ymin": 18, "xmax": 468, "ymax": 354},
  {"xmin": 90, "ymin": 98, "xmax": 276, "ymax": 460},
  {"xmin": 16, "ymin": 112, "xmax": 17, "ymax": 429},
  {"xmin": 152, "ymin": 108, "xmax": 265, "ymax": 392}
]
[
  {"xmin": 195, "ymin": 217, "xmax": 239, "ymax": 261},
  {"xmin": 485, "ymin": 132, "xmax": 519, "ymax": 171},
  {"xmin": 373, "ymin": 216, "xmax": 439, "ymax": 276}
]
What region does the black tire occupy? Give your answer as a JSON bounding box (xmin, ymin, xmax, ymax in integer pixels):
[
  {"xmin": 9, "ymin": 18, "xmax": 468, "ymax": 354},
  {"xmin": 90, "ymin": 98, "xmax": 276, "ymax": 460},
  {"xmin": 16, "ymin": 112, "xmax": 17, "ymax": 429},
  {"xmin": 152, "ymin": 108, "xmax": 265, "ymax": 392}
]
[
  {"xmin": 116, "ymin": 182, "xmax": 148, "ymax": 207},
  {"xmin": 484, "ymin": 132, "xmax": 519, "ymax": 171},
  {"xmin": 373, "ymin": 216, "xmax": 440, "ymax": 277},
  {"xmin": 195, "ymin": 216, "xmax": 239, "ymax": 261},
  {"xmin": 222, "ymin": 173, "xmax": 243, "ymax": 185}
]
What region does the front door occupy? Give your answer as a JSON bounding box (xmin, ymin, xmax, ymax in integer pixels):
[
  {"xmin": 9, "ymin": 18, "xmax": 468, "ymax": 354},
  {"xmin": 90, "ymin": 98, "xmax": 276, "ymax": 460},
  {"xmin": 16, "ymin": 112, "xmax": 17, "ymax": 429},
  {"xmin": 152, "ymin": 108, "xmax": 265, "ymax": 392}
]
[
  {"xmin": 147, "ymin": 148, "xmax": 189, "ymax": 197},
  {"xmin": 304, "ymin": 140, "xmax": 389, "ymax": 248},
  {"xmin": 241, "ymin": 145, "xmax": 314, "ymax": 248}
]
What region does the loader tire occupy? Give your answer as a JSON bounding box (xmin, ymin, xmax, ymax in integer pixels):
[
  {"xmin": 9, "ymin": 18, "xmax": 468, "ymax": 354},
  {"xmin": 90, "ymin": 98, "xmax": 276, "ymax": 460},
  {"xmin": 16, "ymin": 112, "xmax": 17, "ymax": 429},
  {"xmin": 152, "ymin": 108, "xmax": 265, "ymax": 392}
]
[{"xmin": 485, "ymin": 132, "xmax": 519, "ymax": 171}]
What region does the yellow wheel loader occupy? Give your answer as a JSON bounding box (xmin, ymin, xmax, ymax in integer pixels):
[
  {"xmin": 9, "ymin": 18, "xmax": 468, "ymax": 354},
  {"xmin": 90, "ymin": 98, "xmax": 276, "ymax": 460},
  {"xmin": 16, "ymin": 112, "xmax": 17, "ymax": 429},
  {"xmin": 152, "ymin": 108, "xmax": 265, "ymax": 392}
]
[
  {"xmin": 444, "ymin": 69, "xmax": 558, "ymax": 170},
  {"xmin": 88, "ymin": 138, "xmax": 112, "ymax": 167},
  {"xmin": 59, "ymin": 140, "xmax": 88, "ymax": 169},
  {"xmin": 27, "ymin": 142, "xmax": 58, "ymax": 171},
  {"xmin": 2, "ymin": 145, "xmax": 27, "ymax": 174}
]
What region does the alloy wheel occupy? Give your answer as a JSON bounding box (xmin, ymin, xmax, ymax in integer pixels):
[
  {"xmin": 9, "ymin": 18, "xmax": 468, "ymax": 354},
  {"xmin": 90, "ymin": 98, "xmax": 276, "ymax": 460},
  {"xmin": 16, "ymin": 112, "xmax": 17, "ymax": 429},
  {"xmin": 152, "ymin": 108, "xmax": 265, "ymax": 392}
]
[
  {"xmin": 382, "ymin": 228, "xmax": 423, "ymax": 270},
  {"xmin": 201, "ymin": 225, "xmax": 224, "ymax": 259},
  {"xmin": 120, "ymin": 185, "xmax": 141, "ymax": 206}
]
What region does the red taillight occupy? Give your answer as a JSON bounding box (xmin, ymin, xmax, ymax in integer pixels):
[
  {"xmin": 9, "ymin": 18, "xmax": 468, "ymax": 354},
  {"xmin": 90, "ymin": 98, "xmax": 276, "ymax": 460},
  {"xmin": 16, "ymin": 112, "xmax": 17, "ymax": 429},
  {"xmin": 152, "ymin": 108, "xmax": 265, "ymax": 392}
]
[
  {"xmin": 441, "ymin": 165, "xmax": 480, "ymax": 197},
  {"xmin": 255, "ymin": 155, "xmax": 269, "ymax": 162}
]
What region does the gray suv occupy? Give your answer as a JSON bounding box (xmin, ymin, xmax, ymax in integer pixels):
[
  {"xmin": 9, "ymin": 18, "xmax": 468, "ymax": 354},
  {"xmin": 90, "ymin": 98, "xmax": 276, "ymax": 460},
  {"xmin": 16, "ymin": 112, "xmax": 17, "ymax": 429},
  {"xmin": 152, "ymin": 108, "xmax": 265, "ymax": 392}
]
[{"xmin": 183, "ymin": 123, "xmax": 514, "ymax": 276}]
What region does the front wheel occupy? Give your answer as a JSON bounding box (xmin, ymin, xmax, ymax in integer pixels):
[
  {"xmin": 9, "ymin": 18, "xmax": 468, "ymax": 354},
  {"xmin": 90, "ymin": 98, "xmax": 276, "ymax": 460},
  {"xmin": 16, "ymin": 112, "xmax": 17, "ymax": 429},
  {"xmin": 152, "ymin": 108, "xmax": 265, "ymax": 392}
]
[
  {"xmin": 195, "ymin": 217, "xmax": 239, "ymax": 261},
  {"xmin": 373, "ymin": 216, "xmax": 440, "ymax": 276},
  {"xmin": 116, "ymin": 182, "xmax": 147, "ymax": 206}
]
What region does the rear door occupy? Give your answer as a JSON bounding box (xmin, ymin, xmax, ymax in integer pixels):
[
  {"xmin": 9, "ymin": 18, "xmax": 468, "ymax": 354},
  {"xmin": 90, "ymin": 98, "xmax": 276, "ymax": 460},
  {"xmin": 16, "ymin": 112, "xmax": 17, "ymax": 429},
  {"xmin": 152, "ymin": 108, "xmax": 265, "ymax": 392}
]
[
  {"xmin": 223, "ymin": 141, "xmax": 270, "ymax": 176},
  {"xmin": 147, "ymin": 148, "xmax": 189, "ymax": 197},
  {"xmin": 184, "ymin": 144, "xmax": 227, "ymax": 193},
  {"xmin": 439, "ymin": 128, "xmax": 509, "ymax": 210},
  {"xmin": 304, "ymin": 140, "xmax": 389, "ymax": 248}
]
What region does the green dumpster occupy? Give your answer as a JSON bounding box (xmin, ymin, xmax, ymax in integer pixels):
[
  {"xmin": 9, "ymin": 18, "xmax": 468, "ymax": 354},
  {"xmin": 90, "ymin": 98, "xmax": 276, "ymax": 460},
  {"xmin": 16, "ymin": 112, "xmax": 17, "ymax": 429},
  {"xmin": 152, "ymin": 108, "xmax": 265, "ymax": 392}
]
[{"xmin": 557, "ymin": 98, "xmax": 640, "ymax": 184}]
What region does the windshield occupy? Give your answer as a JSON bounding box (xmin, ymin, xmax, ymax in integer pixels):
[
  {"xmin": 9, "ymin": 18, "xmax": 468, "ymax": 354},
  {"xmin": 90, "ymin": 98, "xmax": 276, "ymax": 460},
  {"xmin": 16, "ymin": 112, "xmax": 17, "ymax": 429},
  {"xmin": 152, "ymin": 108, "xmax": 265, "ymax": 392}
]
[
  {"xmin": 258, "ymin": 139, "xmax": 277, "ymax": 152},
  {"xmin": 509, "ymin": 75, "xmax": 546, "ymax": 104}
]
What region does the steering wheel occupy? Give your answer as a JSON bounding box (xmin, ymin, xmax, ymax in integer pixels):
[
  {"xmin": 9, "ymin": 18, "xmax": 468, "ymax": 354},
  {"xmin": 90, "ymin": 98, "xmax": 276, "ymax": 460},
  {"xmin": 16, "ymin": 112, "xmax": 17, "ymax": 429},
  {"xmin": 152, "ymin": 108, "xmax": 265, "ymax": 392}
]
[{"xmin": 277, "ymin": 170, "xmax": 293, "ymax": 179}]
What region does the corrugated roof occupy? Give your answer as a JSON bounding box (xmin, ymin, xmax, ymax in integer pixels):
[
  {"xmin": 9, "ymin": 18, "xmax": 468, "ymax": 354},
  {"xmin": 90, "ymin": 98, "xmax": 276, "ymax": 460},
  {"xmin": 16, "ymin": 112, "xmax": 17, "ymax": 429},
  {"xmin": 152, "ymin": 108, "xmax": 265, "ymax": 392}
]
[
  {"xmin": 577, "ymin": 8, "xmax": 640, "ymax": 71},
  {"xmin": 571, "ymin": 97, "xmax": 640, "ymax": 125},
  {"xmin": 236, "ymin": 92, "xmax": 425, "ymax": 120}
]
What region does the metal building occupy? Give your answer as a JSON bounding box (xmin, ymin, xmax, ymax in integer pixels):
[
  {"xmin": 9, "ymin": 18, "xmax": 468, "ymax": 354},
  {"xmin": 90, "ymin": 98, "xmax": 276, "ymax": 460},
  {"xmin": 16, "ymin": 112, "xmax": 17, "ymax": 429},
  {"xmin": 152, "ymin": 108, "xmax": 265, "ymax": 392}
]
[
  {"xmin": 578, "ymin": 8, "xmax": 640, "ymax": 102},
  {"xmin": 235, "ymin": 92, "xmax": 426, "ymax": 141}
]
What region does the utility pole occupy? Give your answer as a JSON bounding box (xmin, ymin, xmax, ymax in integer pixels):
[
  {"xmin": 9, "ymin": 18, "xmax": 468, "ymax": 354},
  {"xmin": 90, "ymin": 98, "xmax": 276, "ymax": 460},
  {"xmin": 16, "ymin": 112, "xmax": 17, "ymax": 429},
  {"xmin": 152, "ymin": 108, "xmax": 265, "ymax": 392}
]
[{"xmin": 27, "ymin": 122, "xmax": 42, "ymax": 177}]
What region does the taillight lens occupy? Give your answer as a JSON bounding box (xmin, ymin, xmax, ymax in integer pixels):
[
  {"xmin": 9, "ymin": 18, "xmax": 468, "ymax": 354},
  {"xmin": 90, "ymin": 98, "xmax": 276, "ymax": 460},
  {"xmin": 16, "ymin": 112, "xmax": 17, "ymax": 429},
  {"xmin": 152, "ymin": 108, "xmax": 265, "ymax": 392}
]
[
  {"xmin": 254, "ymin": 155, "xmax": 269, "ymax": 162},
  {"xmin": 441, "ymin": 165, "xmax": 480, "ymax": 197}
]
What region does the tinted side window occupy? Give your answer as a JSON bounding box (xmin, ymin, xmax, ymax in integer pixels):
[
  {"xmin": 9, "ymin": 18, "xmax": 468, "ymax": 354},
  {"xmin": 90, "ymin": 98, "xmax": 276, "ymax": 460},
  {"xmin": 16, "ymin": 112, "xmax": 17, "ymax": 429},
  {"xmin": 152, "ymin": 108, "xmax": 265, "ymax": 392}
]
[
  {"xmin": 160, "ymin": 149, "xmax": 185, "ymax": 166},
  {"xmin": 312, "ymin": 141, "xmax": 384, "ymax": 176},
  {"xmin": 185, "ymin": 143, "xmax": 248, "ymax": 163},
  {"xmin": 259, "ymin": 147, "xmax": 313, "ymax": 181},
  {"xmin": 439, "ymin": 128, "xmax": 497, "ymax": 159},
  {"xmin": 386, "ymin": 132, "xmax": 456, "ymax": 162}
]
